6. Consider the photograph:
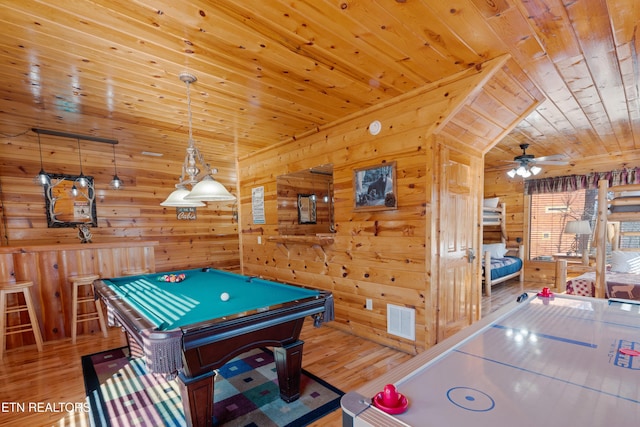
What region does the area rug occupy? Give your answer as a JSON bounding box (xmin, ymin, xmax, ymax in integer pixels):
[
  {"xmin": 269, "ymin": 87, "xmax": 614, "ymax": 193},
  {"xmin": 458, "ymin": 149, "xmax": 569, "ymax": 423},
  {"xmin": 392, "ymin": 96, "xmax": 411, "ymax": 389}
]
[{"xmin": 82, "ymin": 346, "xmax": 343, "ymax": 426}]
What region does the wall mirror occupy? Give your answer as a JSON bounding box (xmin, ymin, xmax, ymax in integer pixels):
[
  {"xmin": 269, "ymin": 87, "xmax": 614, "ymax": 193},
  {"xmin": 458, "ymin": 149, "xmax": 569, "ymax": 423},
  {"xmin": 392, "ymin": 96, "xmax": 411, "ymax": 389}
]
[
  {"xmin": 276, "ymin": 164, "xmax": 334, "ymax": 235},
  {"xmin": 44, "ymin": 173, "xmax": 97, "ymax": 228}
]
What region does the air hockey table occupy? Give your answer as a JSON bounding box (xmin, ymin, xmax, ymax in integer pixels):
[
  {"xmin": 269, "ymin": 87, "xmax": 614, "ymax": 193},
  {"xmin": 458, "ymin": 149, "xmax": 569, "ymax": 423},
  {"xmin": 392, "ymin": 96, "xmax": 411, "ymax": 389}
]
[{"xmin": 341, "ymin": 292, "xmax": 640, "ymax": 426}]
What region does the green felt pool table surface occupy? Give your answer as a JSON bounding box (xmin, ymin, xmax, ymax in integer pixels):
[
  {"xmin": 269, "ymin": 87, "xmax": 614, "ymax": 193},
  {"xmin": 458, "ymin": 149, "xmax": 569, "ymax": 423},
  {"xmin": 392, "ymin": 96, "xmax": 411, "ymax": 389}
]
[{"xmin": 102, "ymin": 268, "xmax": 321, "ymax": 330}]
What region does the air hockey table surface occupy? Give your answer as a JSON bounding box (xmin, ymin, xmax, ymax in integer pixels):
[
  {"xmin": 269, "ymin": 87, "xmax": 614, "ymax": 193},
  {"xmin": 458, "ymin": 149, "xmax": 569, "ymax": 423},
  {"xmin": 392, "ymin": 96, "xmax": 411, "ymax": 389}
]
[{"xmin": 341, "ymin": 293, "xmax": 640, "ymax": 426}]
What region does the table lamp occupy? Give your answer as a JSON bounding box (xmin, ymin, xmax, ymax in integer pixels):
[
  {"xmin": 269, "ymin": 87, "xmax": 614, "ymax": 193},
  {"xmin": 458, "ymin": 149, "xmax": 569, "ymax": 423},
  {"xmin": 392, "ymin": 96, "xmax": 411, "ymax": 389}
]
[{"xmin": 564, "ymin": 220, "xmax": 592, "ymax": 256}]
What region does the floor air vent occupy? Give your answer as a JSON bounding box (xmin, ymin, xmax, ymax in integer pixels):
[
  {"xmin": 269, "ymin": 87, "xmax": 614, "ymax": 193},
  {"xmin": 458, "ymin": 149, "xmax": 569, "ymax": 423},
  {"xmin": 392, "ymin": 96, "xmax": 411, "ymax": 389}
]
[{"xmin": 387, "ymin": 304, "xmax": 415, "ymax": 340}]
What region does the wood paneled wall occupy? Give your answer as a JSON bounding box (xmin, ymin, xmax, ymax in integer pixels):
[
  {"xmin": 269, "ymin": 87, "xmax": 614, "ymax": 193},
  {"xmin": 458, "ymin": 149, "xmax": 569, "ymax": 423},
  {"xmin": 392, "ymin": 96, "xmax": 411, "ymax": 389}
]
[
  {"xmin": 239, "ymin": 103, "xmax": 434, "ymax": 354},
  {"xmin": 238, "ymin": 57, "xmax": 542, "ymax": 354},
  {"xmin": 0, "ymin": 55, "xmax": 549, "ymax": 355},
  {"xmin": 0, "ymin": 133, "xmax": 239, "ymax": 272}
]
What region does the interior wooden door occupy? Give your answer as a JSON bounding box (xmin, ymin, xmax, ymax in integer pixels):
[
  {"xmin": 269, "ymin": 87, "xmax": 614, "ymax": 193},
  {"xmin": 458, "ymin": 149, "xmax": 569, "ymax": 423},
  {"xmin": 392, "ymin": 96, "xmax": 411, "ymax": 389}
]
[{"xmin": 436, "ymin": 143, "xmax": 482, "ymax": 342}]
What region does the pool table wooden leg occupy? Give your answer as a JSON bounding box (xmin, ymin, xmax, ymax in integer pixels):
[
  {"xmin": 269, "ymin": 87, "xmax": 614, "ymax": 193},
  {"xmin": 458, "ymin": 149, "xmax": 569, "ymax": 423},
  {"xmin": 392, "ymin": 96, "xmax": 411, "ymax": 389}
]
[
  {"xmin": 177, "ymin": 370, "xmax": 215, "ymax": 427},
  {"xmin": 274, "ymin": 339, "xmax": 304, "ymax": 402}
]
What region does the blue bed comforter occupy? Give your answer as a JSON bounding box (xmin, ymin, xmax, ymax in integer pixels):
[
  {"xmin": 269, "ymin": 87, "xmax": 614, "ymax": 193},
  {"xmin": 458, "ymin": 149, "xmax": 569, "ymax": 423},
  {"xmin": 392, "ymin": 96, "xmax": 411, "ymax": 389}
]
[{"xmin": 483, "ymin": 256, "xmax": 522, "ymax": 280}]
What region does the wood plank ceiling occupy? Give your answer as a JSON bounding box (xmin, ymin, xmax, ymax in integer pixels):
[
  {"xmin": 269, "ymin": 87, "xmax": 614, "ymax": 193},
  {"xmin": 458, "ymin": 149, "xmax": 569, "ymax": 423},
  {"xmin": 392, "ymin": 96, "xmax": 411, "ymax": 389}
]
[{"xmin": 0, "ymin": 0, "xmax": 638, "ymax": 176}]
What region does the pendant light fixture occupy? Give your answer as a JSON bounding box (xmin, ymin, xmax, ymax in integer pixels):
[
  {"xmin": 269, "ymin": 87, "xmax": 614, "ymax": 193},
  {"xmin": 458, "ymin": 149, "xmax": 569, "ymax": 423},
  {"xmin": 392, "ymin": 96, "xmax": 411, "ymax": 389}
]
[
  {"xmin": 34, "ymin": 132, "xmax": 50, "ymax": 186},
  {"xmin": 109, "ymin": 144, "xmax": 123, "ymax": 189},
  {"xmin": 161, "ymin": 73, "xmax": 235, "ymax": 207},
  {"xmin": 32, "ymin": 128, "xmax": 120, "ymax": 191},
  {"xmin": 76, "ymin": 138, "xmax": 88, "ymax": 188}
]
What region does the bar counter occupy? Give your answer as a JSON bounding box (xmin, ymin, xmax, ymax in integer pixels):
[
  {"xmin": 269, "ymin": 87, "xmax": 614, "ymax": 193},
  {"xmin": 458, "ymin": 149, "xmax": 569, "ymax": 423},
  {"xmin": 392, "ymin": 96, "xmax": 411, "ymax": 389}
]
[{"xmin": 0, "ymin": 241, "xmax": 158, "ymax": 349}]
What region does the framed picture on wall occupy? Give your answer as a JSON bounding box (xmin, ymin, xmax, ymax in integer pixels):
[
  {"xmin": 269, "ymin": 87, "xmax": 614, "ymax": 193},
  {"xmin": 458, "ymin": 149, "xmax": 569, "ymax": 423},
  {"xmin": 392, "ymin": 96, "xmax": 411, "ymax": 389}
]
[
  {"xmin": 297, "ymin": 194, "xmax": 317, "ymax": 224},
  {"xmin": 353, "ymin": 161, "xmax": 397, "ymax": 211}
]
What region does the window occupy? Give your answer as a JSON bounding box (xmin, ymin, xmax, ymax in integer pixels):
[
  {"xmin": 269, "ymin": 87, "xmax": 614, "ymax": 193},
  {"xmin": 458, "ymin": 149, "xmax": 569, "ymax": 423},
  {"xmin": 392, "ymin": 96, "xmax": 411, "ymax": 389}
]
[{"xmin": 529, "ymin": 189, "xmax": 597, "ymax": 260}]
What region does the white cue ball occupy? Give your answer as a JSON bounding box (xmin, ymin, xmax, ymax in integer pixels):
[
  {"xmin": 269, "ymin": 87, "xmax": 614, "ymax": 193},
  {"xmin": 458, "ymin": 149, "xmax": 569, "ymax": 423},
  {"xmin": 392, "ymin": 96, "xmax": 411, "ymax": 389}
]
[{"xmin": 220, "ymin": 292, "xmax": 230, "ymax": 302}]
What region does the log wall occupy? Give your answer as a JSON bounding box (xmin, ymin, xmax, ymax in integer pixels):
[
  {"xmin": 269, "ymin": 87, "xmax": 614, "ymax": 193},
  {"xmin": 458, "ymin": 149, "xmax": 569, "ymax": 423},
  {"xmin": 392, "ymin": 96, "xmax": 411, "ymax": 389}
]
[
  {"xmin": 238, "ymin": 57, "xmax": 542, "ymax": 353},
  {"xmin": 239, "ymin": 100, "xmax": 435, "ymax": 354},
  {"xmin": 0, "ymin": 131, "xmax": 239, "ymax": 273},
  {"xmin": 0, "ymin": 56, "xmax": 548, "ymax": 354}
]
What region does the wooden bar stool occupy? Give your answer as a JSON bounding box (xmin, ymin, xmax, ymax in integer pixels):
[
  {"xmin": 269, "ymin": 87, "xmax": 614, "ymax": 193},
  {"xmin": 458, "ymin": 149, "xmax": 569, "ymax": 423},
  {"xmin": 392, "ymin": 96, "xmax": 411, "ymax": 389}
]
[
  {"xmin": 68, "ymin": 274, "xmax": 107, "ymax": 343},
  {"xmin": 0, "ymin": 281, "xmax": 44, "ymax": 360}
]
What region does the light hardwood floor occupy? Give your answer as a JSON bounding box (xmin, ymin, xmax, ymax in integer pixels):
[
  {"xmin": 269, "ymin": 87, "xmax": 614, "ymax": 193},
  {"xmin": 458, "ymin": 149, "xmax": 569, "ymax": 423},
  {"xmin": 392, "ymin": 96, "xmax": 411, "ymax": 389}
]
[{"xmin": 0, "ymin": 279, "xmax": 526, "ymax": 427}]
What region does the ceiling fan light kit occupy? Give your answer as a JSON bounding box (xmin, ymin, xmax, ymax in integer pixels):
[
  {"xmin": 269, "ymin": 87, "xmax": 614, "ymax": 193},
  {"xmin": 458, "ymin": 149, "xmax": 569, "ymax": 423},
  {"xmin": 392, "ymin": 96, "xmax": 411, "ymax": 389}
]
[{"xmin": 505, "ymin": 144, "xmax": 567, "ymax": 179}]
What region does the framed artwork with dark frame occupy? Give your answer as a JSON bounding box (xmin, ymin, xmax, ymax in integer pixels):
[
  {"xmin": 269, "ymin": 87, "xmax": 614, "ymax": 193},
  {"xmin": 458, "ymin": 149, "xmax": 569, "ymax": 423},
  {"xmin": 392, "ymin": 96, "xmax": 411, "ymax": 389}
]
[
  {"xmin": 297, "ymin": 194, "xmax": 317, "ymax": 224},
  {"xmin": 354, "ymin": 161, "xmax": 397, "ymax": 211}
]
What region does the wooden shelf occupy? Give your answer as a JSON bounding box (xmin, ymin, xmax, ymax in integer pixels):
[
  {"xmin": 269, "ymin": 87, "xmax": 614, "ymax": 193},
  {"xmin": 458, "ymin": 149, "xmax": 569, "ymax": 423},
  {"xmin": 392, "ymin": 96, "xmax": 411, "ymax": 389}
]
[{"xmin": 267, "ymin": 234, "xmax": 334, "ymax": 261}]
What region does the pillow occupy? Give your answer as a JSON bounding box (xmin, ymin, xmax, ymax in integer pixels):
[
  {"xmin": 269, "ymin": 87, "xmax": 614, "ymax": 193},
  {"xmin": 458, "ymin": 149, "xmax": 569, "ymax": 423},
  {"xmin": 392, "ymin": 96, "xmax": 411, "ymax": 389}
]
[
  {"xmin": 610, "ymin": 251, "xmax": 640, "ymax": 273},
  {"xmin": 483, "ymin": 197, "xmax": 499, "ymax": 208},
  {"xmin": 610, "ymin": 204, "xmax": 640, "ymax": 213},
  {"xmin": 483, "ymin": 212, "xmax": 500, "ymax": 219},
  {"xmin": 483, "ymin": 243, "xmax": 508, "ymax": 258}
]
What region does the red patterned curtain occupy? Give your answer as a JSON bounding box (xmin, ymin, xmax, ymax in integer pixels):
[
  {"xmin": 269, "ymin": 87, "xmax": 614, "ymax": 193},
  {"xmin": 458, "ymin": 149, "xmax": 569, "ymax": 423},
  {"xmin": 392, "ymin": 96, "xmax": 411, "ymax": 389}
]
[{"xmin": 524, "ymin": 167, "xmax": 640, "ymax": 195}]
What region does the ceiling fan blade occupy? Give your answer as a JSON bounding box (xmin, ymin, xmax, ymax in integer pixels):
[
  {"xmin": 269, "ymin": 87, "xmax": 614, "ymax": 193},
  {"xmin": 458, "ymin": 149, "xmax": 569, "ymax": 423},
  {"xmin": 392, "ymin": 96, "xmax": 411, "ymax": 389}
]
[
  {"xmin": 531, "ymin": 160, "xmax": 570, "ymax": 165},
  {"xmin": 532, "ymin": 154, "xmax": 567, "ymax": 162}
]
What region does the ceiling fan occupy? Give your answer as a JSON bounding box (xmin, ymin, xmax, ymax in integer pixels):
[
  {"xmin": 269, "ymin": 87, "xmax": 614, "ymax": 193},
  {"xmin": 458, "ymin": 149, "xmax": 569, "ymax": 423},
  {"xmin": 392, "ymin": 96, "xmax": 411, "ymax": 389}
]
[{"xmin": 506, "ymin": 144, "xmax": 569, "ymax": 178}]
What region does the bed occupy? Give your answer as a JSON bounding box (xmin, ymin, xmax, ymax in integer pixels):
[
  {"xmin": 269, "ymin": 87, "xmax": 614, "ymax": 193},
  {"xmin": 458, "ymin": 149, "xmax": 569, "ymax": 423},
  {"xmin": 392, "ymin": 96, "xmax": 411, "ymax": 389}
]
[
  {"xmin": 563, "ymin": 249, "xmax": 640, "ymax": 299},
  {"xmin": 559, "ymin": 181, "xmax": 640, "ymax": 299},
  {"xmin": 566, "ymin": 270, "xmax": 640, "ymax": 299},
  {"xmin": 482, "ymin": 198, "xmax": 507, "ymax": 241},
  {"xmin": 482, "ymin": 198, "xmax": 524, "ymax": 296},
  {"xmin": 482, "ymin": 243, "xmax": 524, "ymax": 296}
]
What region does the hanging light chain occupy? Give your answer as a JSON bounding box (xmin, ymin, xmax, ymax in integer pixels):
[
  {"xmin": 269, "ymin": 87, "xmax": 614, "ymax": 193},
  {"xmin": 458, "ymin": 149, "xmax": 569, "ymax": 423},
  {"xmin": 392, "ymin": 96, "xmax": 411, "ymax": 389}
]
[
  {"xmin": 180, "ymin": 72, "xmax": 213, "ymax": 182},
  {"xmin": 35, "ymin": 133, "xmax": 50, "ymax": 185},
  {"xmin": 186, "ymin": 75, "xmax": 194, "ymax": 147},
  {"xmin": 77, "ymin": 138, "xmax": 83, "ymax": 174},
  {"xmin": 112, "ymin": 144, "xmax": 118, "ymax": 176},
  {"xmin": 37, "ymin": 133, "xmax": 45, "ymax": 170}
]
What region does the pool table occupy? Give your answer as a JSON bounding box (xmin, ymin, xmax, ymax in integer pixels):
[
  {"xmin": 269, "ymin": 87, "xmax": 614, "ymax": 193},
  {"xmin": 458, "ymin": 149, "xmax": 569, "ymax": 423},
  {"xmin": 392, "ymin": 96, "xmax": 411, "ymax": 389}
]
[
  {"xmin": 93, "ymin": 267, "xmax": 333, "ymax": 427},
  {"xmin": 341, "ymin": 293, "xmax": 640, "ymax": 426}
]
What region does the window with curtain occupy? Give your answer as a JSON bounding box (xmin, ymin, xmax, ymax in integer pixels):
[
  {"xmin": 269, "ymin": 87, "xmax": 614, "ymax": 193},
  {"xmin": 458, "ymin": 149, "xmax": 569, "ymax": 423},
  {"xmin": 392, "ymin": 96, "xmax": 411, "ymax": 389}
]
[
  {"xmin": 525, "ymin": 167, "xmax": 640, "ymax": 261},
  {"xmin": 529, "ymin": 189, "xmax": 597, "ymax": 260}
]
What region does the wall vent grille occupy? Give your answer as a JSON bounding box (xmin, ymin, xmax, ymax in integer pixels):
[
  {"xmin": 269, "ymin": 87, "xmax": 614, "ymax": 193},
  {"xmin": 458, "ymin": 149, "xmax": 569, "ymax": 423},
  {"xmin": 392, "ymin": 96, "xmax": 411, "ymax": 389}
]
[{"xmin": 387, "ymin": 304, "xmax": 415, "ymax": 340}]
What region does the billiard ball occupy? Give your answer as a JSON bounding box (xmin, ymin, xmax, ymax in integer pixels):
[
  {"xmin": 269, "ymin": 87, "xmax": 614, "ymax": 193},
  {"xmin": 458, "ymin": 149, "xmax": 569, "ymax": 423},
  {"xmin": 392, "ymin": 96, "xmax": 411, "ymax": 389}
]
[{"xmin": 220, "ymin": 292, "xmax": 230, "ymax": 301}]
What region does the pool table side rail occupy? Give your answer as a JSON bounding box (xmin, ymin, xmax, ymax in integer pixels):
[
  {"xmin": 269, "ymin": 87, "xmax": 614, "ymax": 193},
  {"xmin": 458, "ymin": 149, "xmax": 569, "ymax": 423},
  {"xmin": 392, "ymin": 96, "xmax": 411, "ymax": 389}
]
[
  {"xmin": 181, "ymin": 295, "xmax": 329, "ymax": 349},
  {"xmin": 94, "ymin": 279, "xmax": 157, "ymax": 332},
  {"xmin": 94, "ymin": 277, "xmax": 334, "ymax": 378},
  {"xmin": 94, "ymin": 278, "xmax": 333, "ymax": 334}
]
